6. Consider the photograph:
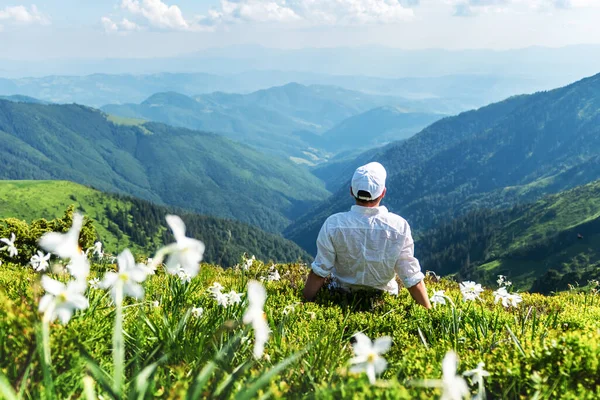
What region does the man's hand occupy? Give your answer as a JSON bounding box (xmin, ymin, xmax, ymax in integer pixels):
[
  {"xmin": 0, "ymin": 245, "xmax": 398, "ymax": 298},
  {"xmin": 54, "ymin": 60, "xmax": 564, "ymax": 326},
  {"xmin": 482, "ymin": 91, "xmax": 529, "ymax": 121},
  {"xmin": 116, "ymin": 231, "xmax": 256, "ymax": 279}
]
[
  {"xmin": 407, "ymin": 280, "xmax": 432, "ymax": 309},
  {"xmin": 303, "ymin": 271, "xmax": 327, "ymax": 301}
]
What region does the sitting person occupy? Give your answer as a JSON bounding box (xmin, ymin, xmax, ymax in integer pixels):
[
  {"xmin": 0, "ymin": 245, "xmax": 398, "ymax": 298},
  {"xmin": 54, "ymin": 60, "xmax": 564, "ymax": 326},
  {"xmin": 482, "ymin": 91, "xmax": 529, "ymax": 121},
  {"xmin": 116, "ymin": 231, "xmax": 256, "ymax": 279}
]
[{"xmin": 303, "ymin": 162, "xmax": 431, "ymax": 309}]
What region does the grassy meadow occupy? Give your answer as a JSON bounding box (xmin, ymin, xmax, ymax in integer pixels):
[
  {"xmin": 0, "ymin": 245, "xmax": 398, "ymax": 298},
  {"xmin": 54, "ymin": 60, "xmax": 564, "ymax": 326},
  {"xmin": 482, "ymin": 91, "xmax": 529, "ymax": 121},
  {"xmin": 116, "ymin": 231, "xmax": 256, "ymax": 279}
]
[{"xmin": 1, "ymin": 251, "xmax": 600, "ymax": 399}]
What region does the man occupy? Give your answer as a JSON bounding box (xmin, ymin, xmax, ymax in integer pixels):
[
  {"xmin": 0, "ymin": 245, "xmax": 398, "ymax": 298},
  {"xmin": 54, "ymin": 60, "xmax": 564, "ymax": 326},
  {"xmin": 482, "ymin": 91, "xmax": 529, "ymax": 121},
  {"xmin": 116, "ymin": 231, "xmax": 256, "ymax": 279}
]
[{"xmin": 303, "ymin": 162, "xmax": 431, "ymax": 309}]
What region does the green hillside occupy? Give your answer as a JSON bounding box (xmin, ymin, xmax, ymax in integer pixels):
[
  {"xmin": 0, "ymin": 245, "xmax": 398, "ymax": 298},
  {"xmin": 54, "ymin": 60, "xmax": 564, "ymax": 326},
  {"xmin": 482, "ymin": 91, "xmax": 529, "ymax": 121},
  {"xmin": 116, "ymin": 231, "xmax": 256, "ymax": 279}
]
[
  {"xmin": 286, "ymin": 73, "xmax": 600, "ymax": 254},
  {"xmin": 0, "ymin": 100, "xmax": 329, "ymax": 233},
  {"xmin": 101, "ymin": 84, "xmax": 422, "ymax": 160},
  {"xmin": 416, "ymin": 179, "xmax": 600, "ymax": 292},
  {"xmin": 0, "ymin": 180, "xmax": 310, "ymax": 267}
]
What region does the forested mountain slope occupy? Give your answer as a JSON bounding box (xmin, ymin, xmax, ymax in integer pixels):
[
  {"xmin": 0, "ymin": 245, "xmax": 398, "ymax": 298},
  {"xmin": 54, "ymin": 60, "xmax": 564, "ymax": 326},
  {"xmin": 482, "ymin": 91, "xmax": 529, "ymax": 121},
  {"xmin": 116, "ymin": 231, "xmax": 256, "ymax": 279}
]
[
  {"xmin": 416, "ymin": 180, "xmax": 600, "ymax": 293},
  {"xmin": 0, "ymin": 100, "xmax": 329, "ymax": 233},
  {"xmin": 286, "ymin": 73, "xmax": 600, "ymax": 253},
  {"xmin": 0, "ymin": 180, "xmax": 310, "ymax": 267}
]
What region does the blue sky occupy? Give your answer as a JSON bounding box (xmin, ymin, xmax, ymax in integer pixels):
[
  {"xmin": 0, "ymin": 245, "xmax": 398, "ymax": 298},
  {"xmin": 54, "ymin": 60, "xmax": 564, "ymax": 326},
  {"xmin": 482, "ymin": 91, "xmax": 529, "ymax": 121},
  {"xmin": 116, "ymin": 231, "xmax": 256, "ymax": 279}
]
[{"xmin": 1, "ymin": 0, "xmax": 600, "ymax": 59}]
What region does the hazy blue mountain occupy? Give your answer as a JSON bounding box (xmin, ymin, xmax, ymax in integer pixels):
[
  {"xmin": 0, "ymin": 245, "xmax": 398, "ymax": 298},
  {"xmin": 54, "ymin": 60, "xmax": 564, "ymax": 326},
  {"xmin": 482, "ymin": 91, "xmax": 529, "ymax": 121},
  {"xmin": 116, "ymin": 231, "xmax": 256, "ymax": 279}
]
[
  {"xmin": 0, "ymin": 100, "xmax": 329, "ymax": 233},
  {"xmin": 318, "ymin": 106, "xmax": 445, "ymax": 152},
  {"xmin": 0, "ymin": 71, "xmax": 568, "ymax": 114},
  {"xmin": 285, "ymin": 73, "xmax": 600, "ymax": 253},
  {"xmin": 2, "ymin": 45, "xmax": 599, "ymax": 83},
  {"xmin": 0, "ymin": 95, "xmax": 47, "ymax": 104},
  {"xmin": 102, "ymin": 84, "xmax": 426, "ymax": 160}
]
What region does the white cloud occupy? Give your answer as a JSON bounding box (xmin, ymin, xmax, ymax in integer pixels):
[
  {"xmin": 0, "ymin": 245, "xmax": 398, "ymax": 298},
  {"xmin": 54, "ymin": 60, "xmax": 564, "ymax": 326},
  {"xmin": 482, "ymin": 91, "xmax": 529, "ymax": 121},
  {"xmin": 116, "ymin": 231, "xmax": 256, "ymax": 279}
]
[
  {"xmin": 0, "ymin": 4, "xmax": 49, "ymax": 25},
  {"xmin": 448, "ymin": 0, "xmax": 600, "ymax": 16},
  {"xmin": 102, "ymin": 16, "xmax": 141, "ymax": 33},
  {"xmin": 121, "ymin": 0, "xmax": 197, "ymax": 30},
  {"xmin": 201, "ymin": 0, "xmax": 415, "ymax": 26}
]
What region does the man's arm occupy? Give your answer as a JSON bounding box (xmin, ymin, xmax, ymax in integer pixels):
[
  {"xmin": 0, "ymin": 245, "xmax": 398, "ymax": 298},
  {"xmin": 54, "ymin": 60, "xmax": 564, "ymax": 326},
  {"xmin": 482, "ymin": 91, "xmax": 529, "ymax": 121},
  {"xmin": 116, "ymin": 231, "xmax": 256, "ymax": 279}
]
[
  {"xmin": 303, "ymin": 220, "xmax": 335, "ymax": 301},
  {"xmin": 303, "ymin": 271, "xmax": 327, "ymax": 301},
  {"xmin": 407, "ymin": 280, "xmax": 432, "ymax": 309}
]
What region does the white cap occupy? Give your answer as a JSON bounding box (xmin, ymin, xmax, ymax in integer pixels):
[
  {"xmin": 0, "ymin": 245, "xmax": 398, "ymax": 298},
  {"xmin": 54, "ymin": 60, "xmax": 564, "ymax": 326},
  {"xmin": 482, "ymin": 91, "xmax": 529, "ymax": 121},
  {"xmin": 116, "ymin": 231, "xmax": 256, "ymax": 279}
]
[{"xmin": 351, "ymin": 162, "xmax": 387, "ymax": 201}]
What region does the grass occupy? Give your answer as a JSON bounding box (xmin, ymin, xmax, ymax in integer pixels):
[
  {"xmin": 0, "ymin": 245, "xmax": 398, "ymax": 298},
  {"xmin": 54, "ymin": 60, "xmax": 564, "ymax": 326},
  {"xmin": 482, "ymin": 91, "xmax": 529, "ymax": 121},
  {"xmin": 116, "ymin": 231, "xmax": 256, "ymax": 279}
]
[
  {"xmin": 0, "ymin": 180, "xmax": 134, "ymax": 253},
  {"xmin": 1, "ymin": 256, "xmax": 600, "ymax": 399}
]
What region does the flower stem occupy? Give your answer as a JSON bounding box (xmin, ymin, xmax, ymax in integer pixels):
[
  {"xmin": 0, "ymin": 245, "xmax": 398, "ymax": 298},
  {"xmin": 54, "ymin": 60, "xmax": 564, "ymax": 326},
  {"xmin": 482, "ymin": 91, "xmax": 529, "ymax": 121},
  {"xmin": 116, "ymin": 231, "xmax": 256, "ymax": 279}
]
[
  {"xmin": 40, "ymin": 303, "xmax": 55, "ymax": 399},
  {"xmin": 113, "ymin": 280, "xmax": 125, "ymax": 395}
]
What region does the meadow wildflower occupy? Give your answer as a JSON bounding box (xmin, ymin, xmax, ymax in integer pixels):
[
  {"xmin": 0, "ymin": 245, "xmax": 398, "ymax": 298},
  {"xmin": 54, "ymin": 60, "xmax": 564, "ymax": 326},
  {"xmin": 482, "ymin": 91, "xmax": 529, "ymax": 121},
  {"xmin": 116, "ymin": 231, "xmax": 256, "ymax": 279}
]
[
  {"xmin": 38, "ymin": 275, "xmax": 89, "ymax": 324},
  {"xmin": 243, "ymin": 280, "xmax": 269, "ymax": 359},
  {"xmin": 93, "ymin": 241, "xmax": 103, "ymax": 258},
  {"xmin": 440, "ymin": 351, "xmax": 470, "ymax": 400},
  {"xmin": 0, "ymin": 232, "xmax": 18, "ymax": 257},
  {"xmin": 430, "ymin": 290, "xmax": 448, "ymax": 307},
  {"xmin": 89, "ymin": 277, "xmax": 101, "ymax": 289},
  {"xmin": 463, "ymin": 362, "xmax": 490, "ymax": 400},
  {"xmin": 493, "ymin": 287, "xmax": 522, "ymax": 308},
  {"xmin": 227, "ymin": 290, "xmax": 243, "ymax": 305},
  {"xmin": 152, "ymin": 215, "xmax": 205, "ymax": 278},
  {"xmin": 177, "ymin": 268, "xmax": 192, "ymax": 283},
  {"xmin": 101, "ymin": 249, "xmax": 148, "ymax": 300},
  {"xmin": 191, "ymin": 307, "xmax": 204, "ymax": 318},
  {"xmin": 349, "ymin": 332, "xmax": 391, "ymax": 385},
  {"xmin": 39, "ymin": 212, "xmax": 83, "ymax": 259},
  {"xmin": 459, "ymin": 281, "xmax": 484, "ymax": 302},
  {"xmin": 30, "ymin": 250, "xmax": 51, "ymax": 272},
  {"xmin": 267, "ymin": 266, "xmax": 281, "ymax": 281}
]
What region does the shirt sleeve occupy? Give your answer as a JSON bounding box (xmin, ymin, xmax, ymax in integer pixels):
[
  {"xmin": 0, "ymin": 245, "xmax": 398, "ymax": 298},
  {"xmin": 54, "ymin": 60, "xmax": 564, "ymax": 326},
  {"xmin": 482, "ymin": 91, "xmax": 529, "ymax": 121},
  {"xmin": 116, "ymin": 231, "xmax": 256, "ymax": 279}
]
[
  {"xmin": 394, "ymin": 223, "xmax": 425, "ymax": 288},
  {"xmin": 311, "ymin": 219, "xmax": 336, "ymax": 278}
]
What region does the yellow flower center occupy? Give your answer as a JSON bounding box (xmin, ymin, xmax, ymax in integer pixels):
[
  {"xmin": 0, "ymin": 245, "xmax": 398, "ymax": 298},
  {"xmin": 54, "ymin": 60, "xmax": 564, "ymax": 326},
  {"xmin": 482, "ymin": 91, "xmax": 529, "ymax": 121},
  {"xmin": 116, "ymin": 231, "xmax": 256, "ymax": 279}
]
[
  {"xmin": 367, "ymin": 353, "xmax": 377, "ymax": 363},
  {"xmin": 119, "ymin": 272, "xmax": 129, "ymax": 282},
  {"xmin": 57, "ymin": 292, "xmax": 68, "ymax": 303}
]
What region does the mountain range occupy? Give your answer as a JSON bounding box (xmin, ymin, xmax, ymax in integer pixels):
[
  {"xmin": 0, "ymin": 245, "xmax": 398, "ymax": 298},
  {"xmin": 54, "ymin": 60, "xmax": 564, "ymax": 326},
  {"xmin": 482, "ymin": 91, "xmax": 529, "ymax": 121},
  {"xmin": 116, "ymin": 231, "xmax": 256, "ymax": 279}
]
[
  {"xmin": 0, "ymin": 99, "xmax": 329, "ymax": 233},
  {"xmin": 101, "ymin": 84, "xmax": 443, "ymax": 160},
  {"xmin": 286, "ymin": 72, "xmax": 600, "ymax": 255}
]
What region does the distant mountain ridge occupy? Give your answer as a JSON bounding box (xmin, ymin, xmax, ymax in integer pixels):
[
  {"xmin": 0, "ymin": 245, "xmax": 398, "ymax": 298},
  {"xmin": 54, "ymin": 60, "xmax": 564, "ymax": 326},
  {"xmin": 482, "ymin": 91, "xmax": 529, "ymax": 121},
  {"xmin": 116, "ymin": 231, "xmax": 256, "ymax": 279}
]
[
  {"xmin": 0, "ymin": 100, "xmax": 329, "ymax": 233},
  {"xmin": 102, "ymin": 83, "xmax": 440, "ymax": 160},
  {"xmin": 285, "ymin": 73, "xmax": 600, "ymax": 254}
]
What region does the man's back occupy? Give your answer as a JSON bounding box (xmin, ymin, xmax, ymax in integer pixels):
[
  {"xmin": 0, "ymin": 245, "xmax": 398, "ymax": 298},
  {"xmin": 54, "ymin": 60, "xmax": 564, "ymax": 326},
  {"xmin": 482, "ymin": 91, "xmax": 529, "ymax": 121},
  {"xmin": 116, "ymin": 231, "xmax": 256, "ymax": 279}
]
[{"xmin": 312, "ymin": 205, "xmax": 423, "ymax": 294}]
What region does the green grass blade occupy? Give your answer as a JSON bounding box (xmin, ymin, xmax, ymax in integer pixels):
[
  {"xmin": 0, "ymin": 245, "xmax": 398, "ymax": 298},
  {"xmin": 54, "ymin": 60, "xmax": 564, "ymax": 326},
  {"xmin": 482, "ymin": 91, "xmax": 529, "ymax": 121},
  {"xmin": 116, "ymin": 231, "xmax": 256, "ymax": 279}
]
[
  {"xmin": 235, "ymin": 349, "xmax": 307, "ymax": 400},
  {"xmin": 0, "ymin": 370, "xmax": 18, "ymax": 400}
]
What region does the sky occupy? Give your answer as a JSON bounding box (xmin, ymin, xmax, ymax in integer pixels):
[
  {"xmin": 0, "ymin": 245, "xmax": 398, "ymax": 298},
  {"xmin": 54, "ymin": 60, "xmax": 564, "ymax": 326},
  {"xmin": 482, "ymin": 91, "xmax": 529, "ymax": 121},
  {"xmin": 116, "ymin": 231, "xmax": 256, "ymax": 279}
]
[{"xmin": 1, "ymin": 0, "xmax": 600, "ymax": 59}]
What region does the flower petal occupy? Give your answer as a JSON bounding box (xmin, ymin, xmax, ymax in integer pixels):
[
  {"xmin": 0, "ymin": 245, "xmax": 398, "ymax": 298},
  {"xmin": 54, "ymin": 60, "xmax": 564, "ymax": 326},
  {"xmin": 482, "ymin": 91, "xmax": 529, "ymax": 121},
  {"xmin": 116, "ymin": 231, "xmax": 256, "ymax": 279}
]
[
  {"xmin": 373, "ymin": 336, "xmax": 392, "ymax": 354},
  {"xmin": 166, "ymin": 215, "xmax": 187, "ymax": 243}
]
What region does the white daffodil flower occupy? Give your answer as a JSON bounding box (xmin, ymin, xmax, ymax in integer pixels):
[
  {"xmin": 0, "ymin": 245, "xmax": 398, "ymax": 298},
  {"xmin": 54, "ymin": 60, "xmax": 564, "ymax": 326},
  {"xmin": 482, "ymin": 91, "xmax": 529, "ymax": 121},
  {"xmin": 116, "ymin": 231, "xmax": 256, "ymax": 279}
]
[
  {"xmin": 93, "ymin": 241, "xmax": 103, "ymax": 258},
  {"xmin": 507, "ymin": 293, "xmax": 522, "ymax": 307},
  {"xmin": 441, "ymin": 351, "xmax": 470, "ymax": 400},
  {"xmin": 459, "ymin": 281, "xmax": 484, "ymax": 302},
  {"xmin": 208, "ymin": 282, "xmax": 224, "ymax": 294},
  {"xmin": 227, "ymin": 290, "xmax": 243, "ymax": 305},
  {"xmin": 151, "ymin": 215, "xmax": 205, "ymax": 278},
  {"xmin": 39, "ymin": 213, "xmax": 84, "ymax": 259},
  {"xmin": 177, "ymin": 268, "xmax": 192, "ymax": 283},
  {"xmin": 349, "ymin": 332, "xmax": 391, "ymax": 385},
  {"xmin": 493, "ymin": 287, "xmax": 522, "ymax": 308},
  {"xmin": 463, "ymin": 362, "xmax": 490, "ymax": 400},
  {"xmin": 30, "ymin": 251, "xmax": 51, "ymax": 272},
  {"xmin": 496, "ymin": 275, "xmax": 505, "ymax": 287},
  {"xmin": 0, "ymin": 232, "xmax": 18, "ymax": 258},
  {"xmin": 191, "ymin": 306, "xmax": 204, "ymax": 318},
  {"xmin": 101, "ymin": 249, "xmax": 149, "ymax": 300},
  {"xmin": 214, "ymin": 291, "xmax": 229, "ymax": 307},
  {"xmin": 89, "ymin": 277, "xmax": 101, "ymax": 289},
  {"xmin": 430, "ymin": 290, "xmax": 448, "ymax": 307},
  {"xmin": 38, "ymin": 275, "xmax": 89, "ymax": 324},
  {"xmin": 66, "ymin": 254, "xmax": 91, "ymax": 282},
  {"xmin": 243, "ymin": 280, "xmax": 270, "ymax": 359},
  {"xmin": 267, "ymin": 267, "xmax": 281, "ymax": 282},
  {"xmin": 152, "ymin": 300, "xmax": 160, "ymax": 308}
]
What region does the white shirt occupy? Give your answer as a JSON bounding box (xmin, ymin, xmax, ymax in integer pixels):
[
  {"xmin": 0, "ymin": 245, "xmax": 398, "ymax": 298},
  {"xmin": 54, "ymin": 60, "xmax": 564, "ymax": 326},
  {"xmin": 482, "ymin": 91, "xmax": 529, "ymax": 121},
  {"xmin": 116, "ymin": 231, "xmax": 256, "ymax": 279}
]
[{"xmin": 311, "ymin": 205, "xmax": 424, "ymax": 294}]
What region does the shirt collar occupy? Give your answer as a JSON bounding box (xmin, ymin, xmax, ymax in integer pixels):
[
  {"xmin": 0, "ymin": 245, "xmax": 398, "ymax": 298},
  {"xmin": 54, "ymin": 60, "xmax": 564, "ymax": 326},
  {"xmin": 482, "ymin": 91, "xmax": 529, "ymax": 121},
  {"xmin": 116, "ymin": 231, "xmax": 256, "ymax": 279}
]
[{"xmin": 350, "ymin": 205, "xmax": 388, "ymax": 216}]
